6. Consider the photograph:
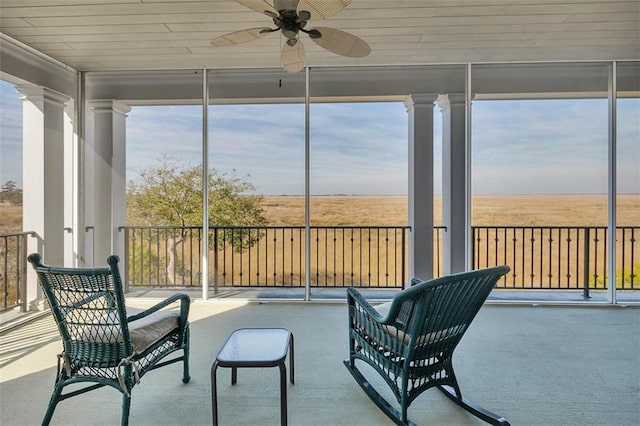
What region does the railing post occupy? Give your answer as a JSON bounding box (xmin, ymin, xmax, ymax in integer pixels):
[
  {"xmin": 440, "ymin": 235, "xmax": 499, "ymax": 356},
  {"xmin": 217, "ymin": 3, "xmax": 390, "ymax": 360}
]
[
  {"xmin": 470, "ymin": 226, "xmax": 476, "ymax": 270},
  {"xmin": 20, "ymin": 233, "xmax": 28, "ymax": 312},
  {"xmin": 1, "ymin": 235, "xmax": 7, "ymax": 311},
  {"xmin": 583, "ymin": 227, "xmax": 591, "ymax": 299},
  {"xmin": 213, "ymin": 228, "xmax": 219, "ymax": 295},
  {"xmin": 401, "ymin": 228, "xmax": 406, "ymax": 287},
  {"xmin": 123, "ymin": 227, "xmax": 129, "ymax": 292}
]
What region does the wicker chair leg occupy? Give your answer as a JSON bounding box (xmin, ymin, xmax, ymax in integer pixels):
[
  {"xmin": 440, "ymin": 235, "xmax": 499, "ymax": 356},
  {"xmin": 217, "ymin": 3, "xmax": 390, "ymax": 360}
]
[
  {"xmin": 42, "ymin": 383, "xmax": 64, "ymax": 426},
  {"xmin": 182, "ymin": 345, "xmax": 191, "ymax": 384},
  {"xmin": 185, "ymin": 327, "xmax": 192, "ymax": 383},
  {"xmin": 178, "ymin": 326, "xmax": 190, "ymax": 384},
  {"xmin": 437, "ymin": 385, "xmax": 510, "ymax": 426},
  {"xmin": 121, "ymin": 394, "xmax": 131, "ymax": 426},
  {"xmin": 400, "ymin": 396, "xmax": 408, "ymax": 424}
]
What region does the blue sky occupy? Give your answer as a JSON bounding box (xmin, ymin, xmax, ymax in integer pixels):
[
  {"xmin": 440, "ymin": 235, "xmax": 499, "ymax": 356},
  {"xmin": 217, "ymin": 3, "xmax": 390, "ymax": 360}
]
[
  {"xmin": 0, "ymin": 80, "xmax": 22, "ymax": 188},
  {"xmin": 1, "ymin": 79, "xmax": 639, "ymax": 195},
  {"xmin": 127, "ymin": 101, "xmax": 412, "ymax": 195}
]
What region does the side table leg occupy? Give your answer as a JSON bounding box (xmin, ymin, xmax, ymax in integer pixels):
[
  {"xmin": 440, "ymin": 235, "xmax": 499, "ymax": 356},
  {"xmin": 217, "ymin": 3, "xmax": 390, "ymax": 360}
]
[
  {"xmin": 279, "ymin": 362, "xmax": 287, "ymax": 426},
  {"xmin": 289, "ymin": 333, "xmax": 295, "ymax": 384},
  {"xmin": 211, "ymin": 361, "xmax": 219, "ymax": 426},
  {"xmin": 232, "ymin": 367, "xmax": 237, "ymax": 385}
]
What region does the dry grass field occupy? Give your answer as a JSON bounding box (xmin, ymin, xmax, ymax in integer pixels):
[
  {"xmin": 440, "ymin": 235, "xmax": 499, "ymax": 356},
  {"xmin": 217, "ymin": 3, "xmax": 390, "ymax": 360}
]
[
  {"xmin": 261, "ymin": 194, "xmax": 640, "ymax": 227},
  {"xmin": 2, "ymin": 195, "xmax": 638, "ymax": 233},
  {"xmin": 0, "ymin": 203, "xmax": 22, "ymax": 234}
]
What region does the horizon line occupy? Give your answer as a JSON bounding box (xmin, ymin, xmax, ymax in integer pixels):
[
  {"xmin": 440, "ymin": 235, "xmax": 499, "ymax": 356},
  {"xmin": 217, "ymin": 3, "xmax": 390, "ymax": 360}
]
[{"xmin": 256, "ymin": 193, "xmax": 639, "ymax": 197}]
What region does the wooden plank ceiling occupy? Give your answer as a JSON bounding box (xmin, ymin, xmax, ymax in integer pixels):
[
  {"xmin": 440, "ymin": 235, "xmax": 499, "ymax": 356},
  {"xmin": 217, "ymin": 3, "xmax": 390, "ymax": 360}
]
[{"xmin": 0, "ymin": 0, "xmax": 638, "ymax": 71}]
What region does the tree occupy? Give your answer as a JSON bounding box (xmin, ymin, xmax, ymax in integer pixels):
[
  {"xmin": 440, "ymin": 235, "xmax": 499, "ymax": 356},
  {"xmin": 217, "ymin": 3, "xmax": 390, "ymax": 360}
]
[
  {"xmin": 127, "ymin": 159, "xmax": 267, "ymax": 284},
  {"xmin": 1, "ymin": 180, "xmax": 23, "ymax": 206}
]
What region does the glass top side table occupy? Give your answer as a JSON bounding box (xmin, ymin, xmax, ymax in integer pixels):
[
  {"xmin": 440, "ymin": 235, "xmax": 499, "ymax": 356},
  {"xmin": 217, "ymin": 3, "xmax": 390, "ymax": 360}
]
[{"xmin": 211, "ymin": 328, "xmax": 294, "ymax": 426}]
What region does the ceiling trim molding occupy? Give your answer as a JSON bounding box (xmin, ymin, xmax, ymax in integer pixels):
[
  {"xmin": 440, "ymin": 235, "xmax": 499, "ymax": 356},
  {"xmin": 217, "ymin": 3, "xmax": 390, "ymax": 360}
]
[
  {"xmin": 0, "ymin": 33, "xmax": 76, "ymax": 74},
  {"xmin": 0, "ymin": 33, "xmax": 77, "ymax": 95}
]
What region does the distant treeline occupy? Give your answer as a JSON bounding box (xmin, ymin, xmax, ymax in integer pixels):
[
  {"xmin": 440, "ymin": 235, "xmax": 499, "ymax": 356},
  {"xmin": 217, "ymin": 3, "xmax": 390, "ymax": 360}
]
[{"xmin": 1, "ymin": 180, "xmax": 22, "ymax": 206}]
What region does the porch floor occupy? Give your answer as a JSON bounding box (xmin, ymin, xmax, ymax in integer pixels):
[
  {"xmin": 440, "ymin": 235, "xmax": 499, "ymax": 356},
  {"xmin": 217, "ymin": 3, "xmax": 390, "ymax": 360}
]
[{"xmin": 1, "ymin": 301, "xmax": 638, "ymax": 425}]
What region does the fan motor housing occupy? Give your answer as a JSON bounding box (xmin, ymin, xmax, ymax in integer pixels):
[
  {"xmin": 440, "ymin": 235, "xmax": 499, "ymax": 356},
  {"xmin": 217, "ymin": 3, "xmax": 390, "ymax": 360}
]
[{"xmin": 280, "ymin": 10, "xmax": 301, "ymax": 39}]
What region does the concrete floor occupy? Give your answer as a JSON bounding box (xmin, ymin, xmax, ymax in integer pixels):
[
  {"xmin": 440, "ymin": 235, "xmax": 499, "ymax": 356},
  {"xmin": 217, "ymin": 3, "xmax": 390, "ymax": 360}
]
[{"xmin": 1, "ymin": 300, "xmax": 639, "ymax": 426}]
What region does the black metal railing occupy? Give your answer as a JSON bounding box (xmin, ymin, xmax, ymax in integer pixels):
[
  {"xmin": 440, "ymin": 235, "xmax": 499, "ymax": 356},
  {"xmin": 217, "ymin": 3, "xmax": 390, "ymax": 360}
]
[
  {"xmin": 0, "ymin": 232, "xmax": 30, "ymax": 312},
  {"xmin": 120, "ymin": 225, "xmax": 638, "ymax": 292},
  {"xmin": 310, "ymin": 227, "xmax": 406, "ymax": 287},
  {"xmin": 4, "ymin": 224, "xmax": 635, "ymax": 308},
  {"xmin": 472, "ymin": 226, "xmax": 639, "ymax": 295},
  {"xmin": 121, "ymin": 225, "xmax": 430, "ymax": 289}
]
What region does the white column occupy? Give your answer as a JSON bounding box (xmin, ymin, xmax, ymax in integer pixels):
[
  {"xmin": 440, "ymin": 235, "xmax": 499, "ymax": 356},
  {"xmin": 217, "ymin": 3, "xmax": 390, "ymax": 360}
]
[
  {"xmin": 87, "ymin": 100, "xmax": 130, "ymax": 269},
  {"xmin": 63, "ymin": 100, "xmax": 76, "ymax": 266},
  {"xmin": 438, "ymin": 94, "xmax": 467, "ymax": 274},
  {"xmin": 83, "ymin": 107, "xmax": 96, "ymax": 266},
  {"xmin": 405, "ymin": 94, "xmax": 437, "ymax": 283},
  {"xmin": 18, "ymin": 86, "xmax": 69, "ymax": 310}
]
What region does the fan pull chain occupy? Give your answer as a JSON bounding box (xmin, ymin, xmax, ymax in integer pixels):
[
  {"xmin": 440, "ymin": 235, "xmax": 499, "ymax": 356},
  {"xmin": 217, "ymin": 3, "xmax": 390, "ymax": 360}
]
[{"xmin": 279, "ymin": 32, "xmax": 283, "ymax": 87}]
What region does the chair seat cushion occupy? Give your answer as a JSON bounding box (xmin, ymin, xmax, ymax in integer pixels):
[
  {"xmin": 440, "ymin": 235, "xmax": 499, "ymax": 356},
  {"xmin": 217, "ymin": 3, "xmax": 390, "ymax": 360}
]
[
  {"xmin": 78, "ymin": 308, "xmax": 179, "ymax": 354},
  {"xmin": 373, "ymin": 302, "xmax": 463, "ymax": 346},
  {"xmin": 127, "ymin": 308, "xmax": 180, "ymax": 353}
]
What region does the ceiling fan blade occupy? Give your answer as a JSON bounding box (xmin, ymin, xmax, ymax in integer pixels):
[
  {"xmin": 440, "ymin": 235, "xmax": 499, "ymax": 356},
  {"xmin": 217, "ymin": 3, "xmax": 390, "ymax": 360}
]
[
  {"xmin": 235, "ymin": 0, "xmax": 278, "ymax": 16},
  {"xmin": 297, "ymin": 0, "xmax": 351, "ymax": 20},
  {"xmin": 210, "ymin": 28, "xmax": 273, "ymax": 47},
  {"xmin": 281, "ymin": 39, "xmax": 305, "ymax": 73},
  {"xmin": 309, "ymin": 27, "xmax": 370, "ymax": 57}
]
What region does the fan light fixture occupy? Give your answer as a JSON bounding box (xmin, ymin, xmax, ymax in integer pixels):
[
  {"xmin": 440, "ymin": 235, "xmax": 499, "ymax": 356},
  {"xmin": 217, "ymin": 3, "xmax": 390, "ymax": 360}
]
[{"xmin": 210, "ymin": 0, "xmax": 371, "ymax": 72}]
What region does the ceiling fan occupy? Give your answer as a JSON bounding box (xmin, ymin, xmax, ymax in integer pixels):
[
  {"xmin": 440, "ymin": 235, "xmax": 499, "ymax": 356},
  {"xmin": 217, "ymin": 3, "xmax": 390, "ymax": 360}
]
[{"xmin": 210, "ymin": 0, "xmax": 371, "ymax": 72}]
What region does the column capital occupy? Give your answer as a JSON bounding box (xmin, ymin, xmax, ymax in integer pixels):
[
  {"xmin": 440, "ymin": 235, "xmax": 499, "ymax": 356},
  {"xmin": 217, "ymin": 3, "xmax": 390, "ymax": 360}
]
[
  {"xmin": 89, "ymin": 100, "xmax": 131, "ymax": 116},
  {"xmin": 437, "ymin": 93, "xmax": 466, "ymax": 111},
  {"xmin": 404, "ymin": 94, "xmax": 438, "ymax": 112},
  {"xmin": 16, "ymin": 85, "xmax": 70, "ymax": 106}
]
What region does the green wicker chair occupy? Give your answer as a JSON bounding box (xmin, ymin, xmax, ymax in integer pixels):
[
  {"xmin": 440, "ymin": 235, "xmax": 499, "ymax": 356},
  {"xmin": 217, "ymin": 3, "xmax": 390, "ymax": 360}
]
[
  {"xmin": 344, "ymin": 266, "xmax": 511, "ymax": 426},
  {"xmin": 28, "ymin": 253, "xmax": 191, "ymax": 426}
]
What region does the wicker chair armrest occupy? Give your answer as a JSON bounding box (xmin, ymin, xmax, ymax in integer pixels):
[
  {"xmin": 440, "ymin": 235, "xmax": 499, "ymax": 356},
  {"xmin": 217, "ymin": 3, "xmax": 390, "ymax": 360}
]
[
  {"xmin": 127, "ymin": 293, "xmax": 190, "ymax": 323},
  {"xmin": 346, "ymin": 287, "xmax": 390, "ymax": 325},
  {"xmin": 347, "ymin": 287, "xmax": 410, "ymax": 356},
  {"xmin": 348, "ymin": 278, "xmax": 423, "ymax": 325}
]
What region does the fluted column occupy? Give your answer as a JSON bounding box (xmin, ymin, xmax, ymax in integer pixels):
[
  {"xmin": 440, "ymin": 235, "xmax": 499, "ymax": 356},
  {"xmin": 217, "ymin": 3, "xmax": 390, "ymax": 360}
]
[
  {"xmin": 63, "ymin": 100, "xmax": 77, "ymax": 267},
  {"xmin": 87, "ymin": 100, "xmax": 130, "ymax": 268},
  {"xmin": 405, "ymin": 94, "xmax": 438, "ymax": 283},
  {"xmin": 18, "ymin": 86, "xmax": 69, "ymax": 310}
]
